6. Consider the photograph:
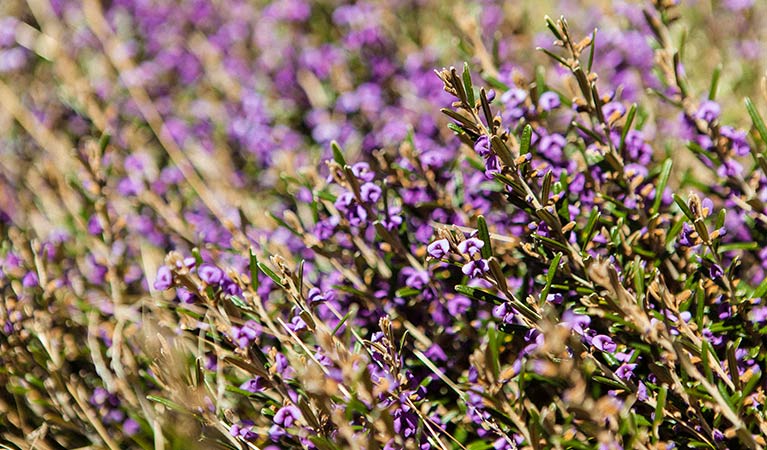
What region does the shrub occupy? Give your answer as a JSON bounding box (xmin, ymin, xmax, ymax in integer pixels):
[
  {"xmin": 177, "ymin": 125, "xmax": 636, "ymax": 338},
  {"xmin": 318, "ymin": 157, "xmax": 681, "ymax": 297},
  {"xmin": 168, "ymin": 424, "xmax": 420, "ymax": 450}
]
[{"xmin": 1, "ymin": 1, "xmax": 767, "ymax": 449}]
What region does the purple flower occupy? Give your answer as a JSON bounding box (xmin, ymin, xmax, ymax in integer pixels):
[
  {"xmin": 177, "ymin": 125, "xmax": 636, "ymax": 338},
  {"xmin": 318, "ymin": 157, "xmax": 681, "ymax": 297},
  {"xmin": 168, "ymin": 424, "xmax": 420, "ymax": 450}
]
[
  {"xmin": 474, "ymin": 135, "xmax": 491, "ymax": 157},
  {"xmin": 231, "ymin": 320, "xmax": 261, "ymax": 348},
  {"xmin": 273, "ymin": 404, "xmax": 301, "ymax": 428},
  {"xmin": 240, "ymin": 377, "xmax": 267, "ymax": 393},
  {"xmin": 87, "ymin": 215, "xmax": 103, "ymax": 235},
  {"xmin": 177, "ymin": 287, "xmax": 196, "ymax": 304},
  {"xmin": 561, "ymin": 310, "xmax": 591, "ymax": 335},
  {"xmin": 500, "ymin": 88, "xmax": 527, "ymax": 107},
  {"xmin": 153, "ymin": 266, "xmax": 173, "ymax": 290},
  {"xmin": 230, "ymin": 420, "xmax": 258, "ymax": 441},
  {"xmin": 717, "ymin": 159, "xmax": 743, "ymax": 178},
  {"xmin": 749, "ymin": 306, "xmax": 767, "ymax": 323},
  {"xmin": 462, "ymin": 259, "xmax": 489, "ymax": 278},
  {"xmin": 402, "ymin": 267, "xmax": 429, "ymax": 290},
  {"xmin": 22, "ymin": 271, "xmax": 39, "ymax": 288},
  {"xmin": 457, "ymin": 237, "xmax": 485, "ymax": 257},
  {"xmin": 360, "ymin": 182, "xmax": 382, "ymax": 203},
  {"xmin": 351, "ymin": 162, "xmax": 375, "ymax": 182},
  {"xmin": 538, "ymin": 91, "xmax": 561, "ymax": 111},
  {"xmin": 307, "ymin": 287, "xmax": 327, "ymax": 305},
  {"xmin": 492, "ymin": 302, "xmax": 515, "ymax": 324},
  {"xmin": 695, "ymin": 100, "xmax": 720, "ymax": 123},
  {"xmin": 546, "ymin": 293, "xmax": 563, "ymax": 304},
  {"xmin": 637, "ymin": 381, "xmax": 648, "ymax": 401},
  {"xmin": 289, "ymin": 314, "xmax": 307, "ymax": 332},
  {"xmin": 334, "ymin": 191, "xmax": 355, "ymax": 214},
  {"xmin": 616, "ymin": 363, "xmax": 637, "ymax": 380},
  {"xmin": 427, "ymin": 238, "xmax": 450, "ymax": 259},
  {"xmin": 602, "ymin": 102, "xmax": 626, "ymax": 120},
  {"xmin": 592, "ymin": 335, "xmax": 617, "ymax": 353},
  {"xmin": 198, "ymin": 264, "xmax": 224, "ymax": 284},
  {"xmin": 678, "ymin": 222, "xmax": 697, "ymax": 247},
  {"xmin": 709, "ymin": 264, "xmax": 724, "ymax": 279},
  {"xmin": 123, "ymin": 418, "xmax": 140, "ymax": 436}
]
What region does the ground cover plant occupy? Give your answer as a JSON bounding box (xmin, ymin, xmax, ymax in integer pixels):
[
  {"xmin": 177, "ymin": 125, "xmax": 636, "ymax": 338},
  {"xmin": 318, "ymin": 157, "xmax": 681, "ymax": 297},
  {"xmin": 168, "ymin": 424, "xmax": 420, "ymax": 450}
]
[{"xmin": 1, "ymin": 0, "xmax": 767, "ymax": 448}]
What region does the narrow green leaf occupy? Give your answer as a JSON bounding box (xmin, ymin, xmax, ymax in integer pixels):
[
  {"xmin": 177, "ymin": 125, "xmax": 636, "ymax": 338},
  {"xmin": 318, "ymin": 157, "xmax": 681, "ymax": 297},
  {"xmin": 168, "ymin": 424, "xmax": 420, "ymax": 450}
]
[
  {"xmin": 479, "ymin": 88, "xmax": 494, "ymax": 133},
  {"xmin": 544, "ymin": 16, "xmax": 563, "ymax": 41},
  {"xmin": 532, "ymin": 233, "xmax": 570, "ymax": 252},
  {"xmin": 726, "ymin": 342, "xmax": 741, "ymax": 391},
  {"xmin": 653, "ymin": 386, "xmax": 668, "ymax": 438},
  {"xmin": 98, "ymin": 132, "xmax": 111, "ymax": 152},
  {"xmin": 395, "ymin": 287, "xmax": 420, "ymax": 298},
  {"xmin": 477, "ymin": 215, "xmax": 492, "ymax": 259},
  {"xmin": 462, "ymin": 62, "xmax": 475, "ymax": 106},
  {"xmin": 539, "ymin": 253, "xmax": 562, "ymax": 305},
  {"xmin": 482, "ymin": 74, "xmax": 510, "ymax": 91},
  {"xmin": 695, "ymin": 285, "xmax": 706, "ymax": 328},
  {"xmin": 249, "ymin": 249, "xmax": 259, "ymax": 291},
  {"xmin": 331, "ymin": 140, "xmax": 347, "ymax": 166},
  {"xmin": 447, "ymin": 122, "xmax": 466, "ymax": 135},
  {"xmin": 593, "ymin": 375, "xmax": 628, "ymax": 390},
  {"xmin": 269, "ymin": 212, "xmax": 301, "ymax": 236},
  {"xmin": 332, "ymin": 309, "xmax": 353, "ymax": 336},
  {"xmin": 673, "ymin": 194, "xmax": 694, "ymax": 221},
  {"xmin": 520, "ymin": 124, "xmax": 533, "ymax": 155},
  {"xmin": 586, "ymin": 29, "xmax": 597, "ymax": 73},
  {"xmin": 582, "ymin": 207, "xmax": 601, "ymax": 248},
  {"xmin": 257, "ymin": 262, "xmax": 284, "ymax": 288},
  {"xmin": 751, "ymin": 276, "xmax": 767, "ymax": 300},
  {"xmin": 147, "ymin": 395, "xmax": 188, "ymax": 414},
  {"xmin": 745, "ymin": 97, "xmax": 767, "ymax": 147},
  {"xmin": 316, "ymin": 189, "xmax": 337, "ymax": 202},
  {"xmin": 455, "ymin": 285, "xmax": 504, "ymax": 305},
  {"xmin": 537, "ymin": 47, "xmax": 569, "ymax": 67},
  {"xmin": 708, "ymin": 64, "xmax": 721, "ymax": 100},
  {"xmin": 652, "ymin": 159, "xmax": 673, "ymax": 214},
  {"xmin": 487, "ymin": 323, "xmax": 500, "ymax": 377},
  {"xmin": 619, "ymin": 103, "xmax": 638, "ymax": 153}
]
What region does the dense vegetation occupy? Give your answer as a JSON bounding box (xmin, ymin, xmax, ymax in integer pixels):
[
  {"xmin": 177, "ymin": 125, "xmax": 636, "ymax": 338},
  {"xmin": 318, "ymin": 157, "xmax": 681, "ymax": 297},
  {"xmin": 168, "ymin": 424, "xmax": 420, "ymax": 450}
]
[{"xmin": 1, "ymin": 1, "xmax": 767, "ymax": 449}]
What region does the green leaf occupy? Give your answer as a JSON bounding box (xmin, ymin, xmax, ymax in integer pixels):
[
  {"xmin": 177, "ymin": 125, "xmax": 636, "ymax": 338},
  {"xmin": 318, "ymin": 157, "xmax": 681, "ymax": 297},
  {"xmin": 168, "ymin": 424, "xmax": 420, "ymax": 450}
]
[
  {"xmin": 586, "ymin": 29, "xmax": 597, "ymax": 73},
  {"xmin": 673, "ymin": 194, "xmax": 694, "ymax": 221},
  {"xmin": 752, "ymin": 276, "xmax": 767, "ymax": 300},
  {"xmin": 455, "ymin": 285, "xmax": 504, "ymax": 305},
  {"xmin": 462, "ymin": 62, "xmax": 475, "ymax": 106},
  {"xmin": 581, "ymin": 206, "xmax": 601, "ymax": 249},
  {"xmin": 331, "ymin": 140, "xmax": 347, "ymax": 166},
  {"xmin": 708, "ymin": 64, "xmax": 721, "ymax": 100},
  {"xmin": 539, "ymin": 252, "xmax": 562, "ymax": 305},
  {"xmin": 447, "ymin": 122, "xmax": 466, "ymax": 135},
  {"xmin": 147, "ymin": 395, "xmax": 188, "ymax": 414},
  {"xmin": 98, "ymin": 132, "xmax": 111, "ymax": 152},
  {"xmin": 316, "ymin": 189, "xmax": 337, "ymax": 202},
  {"xmin": 487, "ymin": 323, "xmax": 500, "ymax": 377},
  {"xmin": 482, "ymin": 74, "xmax": 510, "ymax": 91},
  {"xmin": 653, "ymin": 386, "xmax": 668, "ymax": 438},
  {"xmin": 652, "ymin": 159, "xmax": 673, "ymax": 214},
  {"xmin": 466, "ymin": 442, "xmax": 493, "ymax": 450},
  {"xmin": 593, "ymin": 375, "xmax": 628, "ymax": 390},
  {"xmin": 395, "ymin": 287, "xmax": 420, "ymax": 298},
  {"xmin": 745, "ymin": 97, "xmax": 767, "ymax": 147},
  {"xmin": 477, "ymin": 215, "xmax": 492, "ymax": 259},
  {"xmin": 544, "ymin": 16, "xmax": 563, "ymax": 41},
  {"xmin": 332, "ymin": 309, "xmax": 353, "ymax": 336},
  {"xmin": 619, "ymin": 103, "xmax": 638, "ymax": 152},
  {"xmin": 269, "ymin": 212, "xmax": 302, "ymax": 236},
  {"xmin": 520, "ymin": 124, "xmax": 533, "ymax": 155},
  {"xmin": 532, "ymin": 233, "xmax": 569, "ymax": 252},
  {"xmin": 257, "ymin": 262, "xmax": 284, "ymax": 288}
]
